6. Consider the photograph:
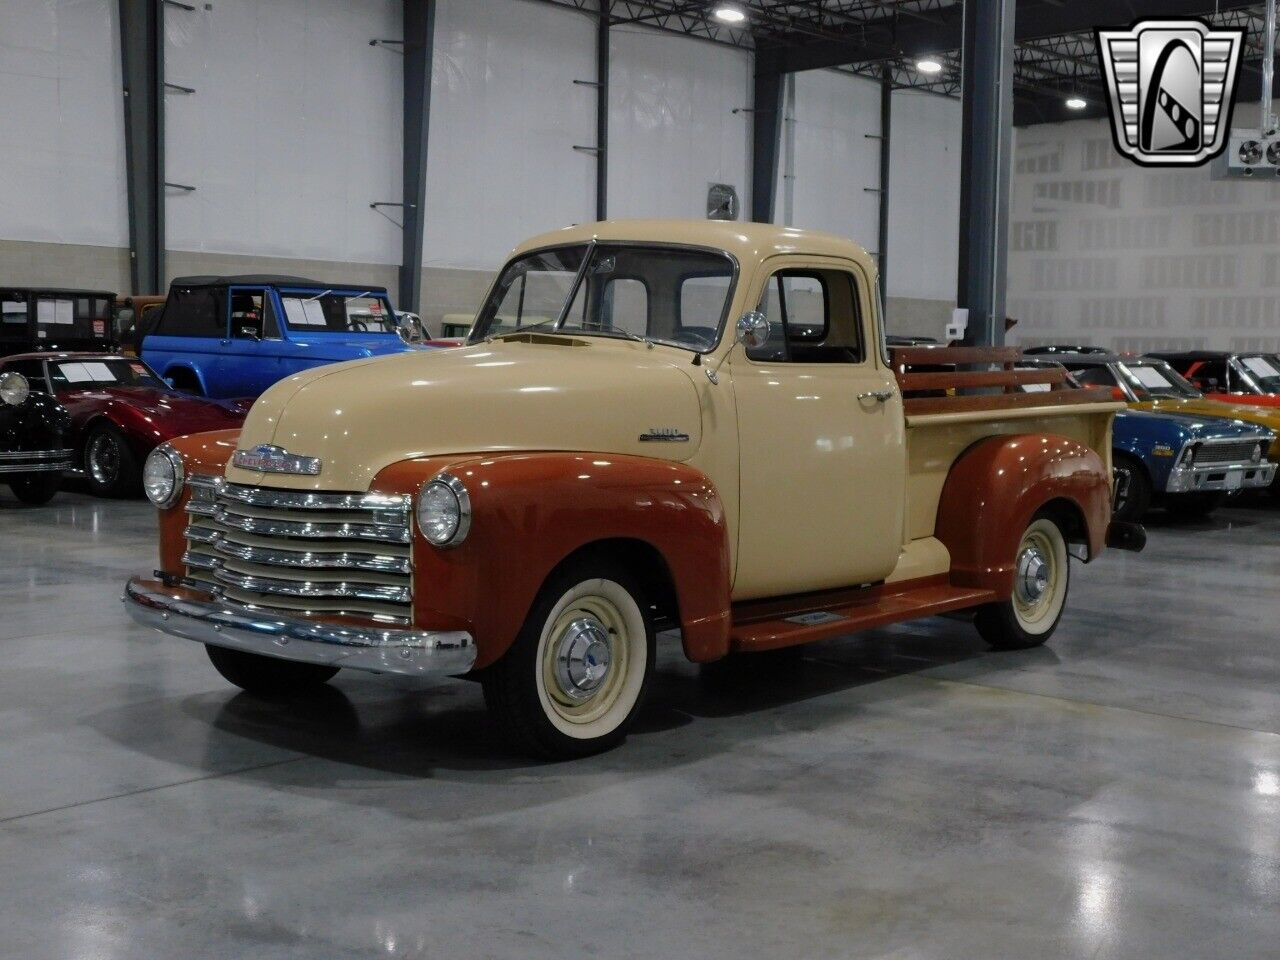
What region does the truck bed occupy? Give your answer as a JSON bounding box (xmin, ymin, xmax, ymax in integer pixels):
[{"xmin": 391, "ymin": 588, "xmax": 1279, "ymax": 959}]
[{"xmin": 891, "ymin": 345, "xmax": 1124, "ymax": 543}]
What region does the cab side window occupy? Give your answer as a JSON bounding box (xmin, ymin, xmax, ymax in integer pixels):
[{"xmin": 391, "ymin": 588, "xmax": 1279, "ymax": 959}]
[
  {"xmin": 154, "ymin": 287, "xmax": 226, "ymax": 338},
  {"xmin": 746, "ymin": 269, "xmax": 864, "ymax": 364},
  {"xmin": 230, "ymin": 290, "xmax": 281, "ymax": 340}
]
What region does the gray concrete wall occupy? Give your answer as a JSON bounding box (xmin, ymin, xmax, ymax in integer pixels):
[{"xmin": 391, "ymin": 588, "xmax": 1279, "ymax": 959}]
[
  {"xmin": 0, "ymin": 240, "xmax": 132, "ymax": 293},
  {"xmin": 0, "ymin": 239, "xmax": 495, "ymax": 336}
]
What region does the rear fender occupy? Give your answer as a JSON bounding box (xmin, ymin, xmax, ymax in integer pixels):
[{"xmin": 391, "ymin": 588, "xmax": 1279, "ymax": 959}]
[
  {"xmin": 934, "ymin": 433, "xmax": 1111, "ymax": 597},
  {"xmin": 373, "ymin": 452, "xmax": 733, "ymax": 670}
]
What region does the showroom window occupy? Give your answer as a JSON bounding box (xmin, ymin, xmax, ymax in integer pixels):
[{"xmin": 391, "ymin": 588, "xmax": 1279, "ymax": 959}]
[
  {"xmin": 155, "ymin": 287, "xmax": 227, "ymax": 338},
  {"xmin": 747, "ymin": 269, "xmax": 864, "ymax": 364}
]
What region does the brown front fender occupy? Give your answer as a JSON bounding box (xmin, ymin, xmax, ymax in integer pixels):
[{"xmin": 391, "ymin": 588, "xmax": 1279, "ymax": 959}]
[
  {"xmin": 934, "ymin": 433, "xmax": 1111, "ymax": 597},
  {"xmin": 373, "ymin": 452, "xmax": 733, "ymax": 669}
]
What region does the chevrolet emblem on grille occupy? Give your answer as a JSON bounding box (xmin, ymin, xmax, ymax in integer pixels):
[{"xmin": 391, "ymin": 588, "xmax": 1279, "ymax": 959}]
[{"xmin": 231, "ymin": 444, "xmax": 323, "ymax": 476}]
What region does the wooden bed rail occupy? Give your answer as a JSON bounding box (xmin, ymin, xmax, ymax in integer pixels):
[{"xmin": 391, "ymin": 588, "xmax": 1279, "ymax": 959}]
[{"xmin": 889, "ymin": 346, "xmax": 1114, "ymax": 416}]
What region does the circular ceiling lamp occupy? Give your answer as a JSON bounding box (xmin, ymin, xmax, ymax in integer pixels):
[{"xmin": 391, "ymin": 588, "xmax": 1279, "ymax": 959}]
[
  {"xmin": 712, "ymin": 4, "xmax": 747, "ymax": 23},
  {"xmin": 915, "ymin": 58, "xmax": 944, "ymax": 75},
  {"xmin": 1065, "ymin": 97, "xmax": 1088, "ymax": 110}
]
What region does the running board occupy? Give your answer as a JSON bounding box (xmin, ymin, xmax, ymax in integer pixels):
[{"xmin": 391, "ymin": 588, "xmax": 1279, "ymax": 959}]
[{"xmin": 729, "ymin": 580, "xmax": 999, "ymax": 653}]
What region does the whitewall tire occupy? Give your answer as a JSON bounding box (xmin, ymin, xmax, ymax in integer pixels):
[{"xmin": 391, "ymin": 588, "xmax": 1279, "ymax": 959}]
[
  {"xmin": 975, "ymin": 514, "xmax": 1070, "ymax": 650},
  {"xmin": 482, "ymin": 559, "xmax": 655, "ymax": 759}
]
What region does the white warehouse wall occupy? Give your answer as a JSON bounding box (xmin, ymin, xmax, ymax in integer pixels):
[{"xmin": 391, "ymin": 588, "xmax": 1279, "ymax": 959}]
[
  {"xmin": 424, "ymin": 0, "xmax": 596, "ymax": 271},
  {"xmin": 777, "ymin": 69, "xmax": 881, "ymax": 249},
  {"xmin": 1008, "ymin": 103, "xmax": 1280, "ymax": 354},
  {"xmin": 608, "ymin": 24, "xmax": 752, "ymax": 221},
  {"xmin": 885, "ymin": 88, "xmax": 962, "ymax": 334},
  {"xmin": 164, "ymin": 0, "xmax": 402, "ymax": 268},
  {"xmin": 0, "ymin": 0, "xmax": 128, "ymax": 253}
]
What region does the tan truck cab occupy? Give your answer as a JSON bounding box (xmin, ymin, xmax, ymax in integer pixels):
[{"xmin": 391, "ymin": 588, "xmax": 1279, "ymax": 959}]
[{"xmin": 125, "ymin": 220, "xmax": 1140, "ymax": 758}]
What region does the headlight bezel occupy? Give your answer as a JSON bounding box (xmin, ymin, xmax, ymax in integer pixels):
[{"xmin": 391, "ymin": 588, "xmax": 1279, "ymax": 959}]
[
  {"xmin": 0, "ymin": 371, "xmax": 30, "ymax": 407},
  {"xmin": 416, "ymin": 472, "xmax": 471, "ymax": 548},
  {"xmin": 142, "ymin": 444, "xmax": 185, "ymax": 508}
]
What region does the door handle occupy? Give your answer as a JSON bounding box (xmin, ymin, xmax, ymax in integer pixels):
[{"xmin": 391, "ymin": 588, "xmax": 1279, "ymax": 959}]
[{"xmin": 859, "ymin": 389, "xmax": 894, "ymax": 403}]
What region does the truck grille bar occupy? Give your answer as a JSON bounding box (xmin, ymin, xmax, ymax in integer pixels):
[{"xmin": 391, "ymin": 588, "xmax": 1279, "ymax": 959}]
[{"xmin": 182, "ymin": 476, "xmax": 414, "ymax": 624}]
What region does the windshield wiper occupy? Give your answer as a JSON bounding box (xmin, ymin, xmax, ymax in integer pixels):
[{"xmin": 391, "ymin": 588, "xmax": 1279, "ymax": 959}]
[{"xmin": 490, "ymin": 318, "xmax": 565, "ymax": 340}]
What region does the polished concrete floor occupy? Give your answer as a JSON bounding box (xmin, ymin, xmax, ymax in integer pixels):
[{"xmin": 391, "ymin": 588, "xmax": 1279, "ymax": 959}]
[{"xmin": 2, "ymin": 488, "xmax": 1279, "ymax": 959}]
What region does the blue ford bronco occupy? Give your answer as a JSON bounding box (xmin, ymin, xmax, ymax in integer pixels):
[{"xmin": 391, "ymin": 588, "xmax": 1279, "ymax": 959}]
[{"xmin": 140, "ymin": 275, "xmax": 430, "ymax": 398}]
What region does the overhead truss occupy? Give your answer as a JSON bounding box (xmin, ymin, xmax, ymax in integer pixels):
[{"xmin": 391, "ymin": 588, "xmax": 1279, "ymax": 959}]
[{"xmin": 533, "ymin": 1, "xmax": 1278, "ymax": 126}]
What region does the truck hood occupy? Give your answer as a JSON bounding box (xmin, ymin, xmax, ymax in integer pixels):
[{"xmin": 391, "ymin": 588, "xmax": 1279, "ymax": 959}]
[{"xmin": 224, "ymin": 336, "xmax": 705, "ymax": 490}]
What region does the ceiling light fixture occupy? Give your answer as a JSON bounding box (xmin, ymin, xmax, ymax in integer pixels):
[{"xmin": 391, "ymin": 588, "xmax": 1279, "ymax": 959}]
[
  {"xmin": 1065, "ymin": 96, "xmax": 1088, "ymax": 110},
  {"xmin": 915, "ymin": 58, "xmax": 944, "ymax": 75},
  {"xmin": 712, "ymin": 4, "xmax": 747, "ymax": 23}
]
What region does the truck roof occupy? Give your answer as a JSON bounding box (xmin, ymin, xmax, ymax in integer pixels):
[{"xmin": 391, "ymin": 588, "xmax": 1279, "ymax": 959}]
[
  {"xmin": 513, "ymin": 220, "xmax": 877, "ymax": 275},
  {"xmin": 169, "ymin": 275, "xmax": 389, "ymax": 292}
]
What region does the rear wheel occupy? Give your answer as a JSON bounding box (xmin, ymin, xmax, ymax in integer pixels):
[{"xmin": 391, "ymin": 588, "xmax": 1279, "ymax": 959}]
[
  {"xmin": 85, "ymin": 423, "xmax": 140, "ymax": 498},
  {"xmin": 9, "ymin": 472, "xmax": 61, "ymax": 506},
  {"xmin": 205, "ymin": 644, "xmax": 339, "ymax": 696},
  {"xmin": 974, "ymin": 514, "xmax": 1070, "ymax": 650},
  {"xmin": 481, "ymin": 559, "xmax": 655, "ymax": 759},
  {"xmin": 1163, "ymin": 491, "xmax": 1226, "ymax": 519},
  {"xmin": 1111, "ymin": 453, "xmax": 1152, "ymax": 523}
]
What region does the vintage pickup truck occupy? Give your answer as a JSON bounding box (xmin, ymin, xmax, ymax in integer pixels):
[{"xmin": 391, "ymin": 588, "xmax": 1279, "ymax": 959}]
[{"xmin": 124, "ymin": 221, "xmax": 1140, "ymax": 758}]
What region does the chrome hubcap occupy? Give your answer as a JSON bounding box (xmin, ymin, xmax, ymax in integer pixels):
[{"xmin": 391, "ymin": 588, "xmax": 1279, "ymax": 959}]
[
  {"xmin": 88, "ymin": 435, "xmax": 118, "ymax": 484},
  {"xmin": 1015, "ymin": 546, "xmax": 1050, "ymax": 605},
  {"xmin": 552, "ymin": 616, "xmax": 613, "ymax": 702}
]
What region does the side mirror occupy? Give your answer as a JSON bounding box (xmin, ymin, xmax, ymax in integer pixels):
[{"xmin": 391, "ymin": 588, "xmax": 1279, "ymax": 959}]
[
  {"xmin": 706, "ymin": 312, "xmax": 771, "ymax": 385},
  {"xmin": 735, "ymin": 311, "xmax": 770, "ymax": 350}
]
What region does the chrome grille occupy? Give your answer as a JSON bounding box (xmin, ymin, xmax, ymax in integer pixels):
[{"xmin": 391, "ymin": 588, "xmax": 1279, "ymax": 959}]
[
  {"xmin": 1196, "ymin": 439, "xmax": 1267, "ymax": 465},
  {"xmin": 182, "ymin": 476, "xmax": 413, "ymax": 623}
]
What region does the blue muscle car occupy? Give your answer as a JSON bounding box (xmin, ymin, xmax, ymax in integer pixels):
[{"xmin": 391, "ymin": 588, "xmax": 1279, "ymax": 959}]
[{"xmin": 1111, "ymin": 409, "xmax": 1274, "ymax": 521}]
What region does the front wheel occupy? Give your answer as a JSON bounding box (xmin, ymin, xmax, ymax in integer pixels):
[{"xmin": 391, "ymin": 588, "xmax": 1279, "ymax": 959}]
[
  {"xmin": 205, "ymin": 644, "xmax": 339, "ymax": 696},
  {"xmin": 85, "ymin": 423, "xmax": 140, "ymax": 498},
  {"xmin": 9, "ymin": 472, "xmax": 61, "ymax": 506},
  {"xmin": 481, "ymin": 559, "xmax": 655, "ymax": 759},
  {"xmin": 974, "ymin": 514, "xmax": 1070, "ymax": 650},
  {"xmin": 1111, "ymin": 453, "xmax": 1152, "ymax": 523}
]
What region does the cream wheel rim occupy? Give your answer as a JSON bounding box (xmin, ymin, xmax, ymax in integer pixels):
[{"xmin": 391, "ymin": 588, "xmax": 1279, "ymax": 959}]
[
  {"xmin": 1011, "ymin": 519, "xmax": 1067, "ymax": 635},
  {"xmin": 535, "ymin": 578, "xmax": 647, "ymax": 739}
]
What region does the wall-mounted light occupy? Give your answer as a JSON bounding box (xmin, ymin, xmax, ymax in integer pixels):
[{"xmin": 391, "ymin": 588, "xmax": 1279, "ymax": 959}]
[
  {"xmin": 915, "ymin": 58, "xmax": 944, "ymax": 75},
  {"xmin": 1065, "ymin": 97, "xmax": 1088, "ymax": 110},
  {"xmin": 712, "ymin": 4, "xmax": 747, "ymax": 23}
]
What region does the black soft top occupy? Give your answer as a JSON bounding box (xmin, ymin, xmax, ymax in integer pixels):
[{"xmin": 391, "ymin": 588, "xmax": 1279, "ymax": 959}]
[{"xmin": 169, "ymin": 275, "xmax": 388, "ymax": 292}]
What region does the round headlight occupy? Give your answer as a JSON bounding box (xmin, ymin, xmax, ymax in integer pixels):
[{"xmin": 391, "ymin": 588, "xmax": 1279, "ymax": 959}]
[
  {"xmin": 0, "ymin": 372, "xmax": 30, "ymax": 407},
  {"xmin": 142, "ymin": 444, "xmax": 184, "ymax": 508},
  {"xmin": 417, "ymin": 473, "xmax": 470, "ymax": 547}
]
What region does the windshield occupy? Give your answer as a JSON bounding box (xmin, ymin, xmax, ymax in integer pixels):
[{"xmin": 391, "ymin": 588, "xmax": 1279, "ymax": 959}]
[
  {"xmin": 48, "ymin": 357, "xmax": 164, "ymax": 389},
  {"xmin": 1237, "ymin": 355, "xmax": 1280, "ymax": 394},
  {"xmin": 469, "ymin": 243, "xmax": 736, "ymax": 352},
  {"xmin": 278, "ymin": 291, "xmax": 398, "ymax": 334},
  {"xmin": 1116, "ymin": 360, "xmax": 1202, "ymax": 400}
]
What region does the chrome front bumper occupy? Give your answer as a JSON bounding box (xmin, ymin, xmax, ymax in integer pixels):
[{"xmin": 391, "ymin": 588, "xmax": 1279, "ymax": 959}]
[
  {"xmin": 0, "ymin": 448, "xmax": 73, "ymax": 475},
  {"xmin": 124, "ymin": 577, "xmax": 476, "ymax": 677},
  {"xmin": 1165, "ymin": 460, "xmax": 1276, "ymax": 494}
]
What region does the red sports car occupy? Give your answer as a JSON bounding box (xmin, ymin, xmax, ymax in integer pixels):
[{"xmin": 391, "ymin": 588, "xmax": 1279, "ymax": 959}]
[{"xmin": 0, "ymin": 352, "xmax": 249, "ymax": 497}]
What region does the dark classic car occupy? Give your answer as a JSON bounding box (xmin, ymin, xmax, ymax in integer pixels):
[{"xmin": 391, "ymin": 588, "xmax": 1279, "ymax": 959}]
[
  {"xmin": 1, "ymin": 287, "xmax": 117, "ymax": 357},
  {"xmin": 0, "ymin": 370, "xmax": 72, "ymax": 505},
  {"xmin": 0, "ymin": 353, "xmax": 249, "ymax": 498},
  {"xmin": 1023, "ymin": 344, "xmax": 1110, "ymax": 356}
]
